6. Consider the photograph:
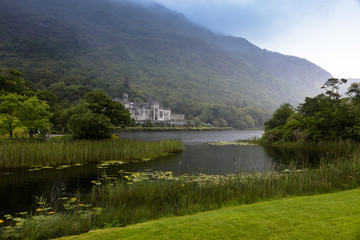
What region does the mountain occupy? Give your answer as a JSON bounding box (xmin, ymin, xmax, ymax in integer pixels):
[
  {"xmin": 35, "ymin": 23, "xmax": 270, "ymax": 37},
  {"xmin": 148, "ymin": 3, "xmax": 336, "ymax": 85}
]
[
  {"xmin": 339, "ymin": 78, "xmax": 360, "ymax": 96},
  {"xmin": 0, "ymin": 0, "xmax": 332, "ymax": 127}
]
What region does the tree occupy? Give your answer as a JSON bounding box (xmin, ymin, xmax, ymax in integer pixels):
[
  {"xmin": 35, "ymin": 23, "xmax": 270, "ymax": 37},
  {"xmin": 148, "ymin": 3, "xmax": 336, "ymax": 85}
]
[
  {"xmin": 298, "ymin": 95, "xmax": 328, "ymax": 117},
  {"xmin": 64, "ymin": 85, "xmax": 89, "ymax": 102},
  {"xmin": 264, "ymin": 103, "xmax": 294, "ymax": 130},
  {"xmin": 0, "ymin": 94, "xmax": 52, "ymax": 138},
  {"xmin": 48, "ymin": 98, "xmax": 72, "ymax": 134},
  {"xmin": 144, "ymin": 119, "xmax": 154, "ymax": 127},
  {"xmin": 36, "ymin": 90, "xmax": 58, "ymax": 107},
  {"xmin": 105, "ymin": 101, "xmax": 131, "ymax": 127},
  {"xmin": 212, "ymin": 118, "xmax": 227, "ymax": 127},
  {"xmin": 244, "ymin": 115, "xmax": 255, "ymax": 128},
  {"xmin": 186, "ymin": 114, "xmax": 194, "ymax": 121},
  {"xmin": 321, "ymin": 78, "xmax": 347, "ymax": 99},
  {"xmin": 244, "ymin": 106, "xmax": 269, "ymax": 127},
  {"xmin": 0, "ymin": 69, "xmax": 35, "ymax": 96},
  {"xmin": 193, "ymin": 117, "xmax": 202, "ymax": 127},
  {"xmin": 18, "ymin": 96, "xmax": 52, "ymax": 138},
  {"xmin": 68, "ymin": 111, "xmax": 112, "ymax": 140},
  {"xmin": 198, "ymin": 107, "xmax": 214, "ymax": 123},
  {"xmin": 85, "ymin": 91, "xmax": 111, "ymax": 114},
  {"xmin": 0, "ymin": 94, "xmax": 22, "ymax": 138},
  {"xmin": 56, "ymin": 107, "xmax": 71, "ymax": 134},
  {"xmin": 48, "ymin": 82, "xmax": 67, "ymax": 100},
  {"xmin": 123, "ymin": 77, "xmax": 131, "ymax": 91},
  {"xmin": 346, "ymin": 82, "xmax": 360, "ymax": 102},
  {"xmin": 85, "ymin": 91, "xmax": 130, "ymax": 127},
  {"xmin": 67, "ymin": 92, "xmax": 130, "ymax": 139}
]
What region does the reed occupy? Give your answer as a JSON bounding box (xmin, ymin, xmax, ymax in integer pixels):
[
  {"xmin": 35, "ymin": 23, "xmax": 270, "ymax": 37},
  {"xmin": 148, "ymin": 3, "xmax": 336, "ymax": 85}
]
[
  {"xmin": 0, "ymin": 138, "xmax": 184, "ymax": 168},
  {"xmin": 263, "ymin": 139, "xmax": 360, "ymax": 154},
  {"xmin": 3, "ymin": 152, "xmax": 359, "ymax": 239},
  {"xmin": 87, "ymin": 155, "xmax": 360, "ymax": 225}
]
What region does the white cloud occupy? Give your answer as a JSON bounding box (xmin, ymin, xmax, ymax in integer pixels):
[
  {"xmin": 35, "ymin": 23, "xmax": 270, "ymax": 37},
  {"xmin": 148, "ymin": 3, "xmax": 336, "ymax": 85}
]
[{"xmin": 258, "ymin": 0, "xmax": 360, "ymax": 78}]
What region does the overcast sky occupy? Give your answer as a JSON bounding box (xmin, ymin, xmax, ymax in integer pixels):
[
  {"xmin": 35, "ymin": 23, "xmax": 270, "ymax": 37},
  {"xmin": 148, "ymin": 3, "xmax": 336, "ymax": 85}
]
[{"xmin": 142, "ymin": 0, "xmax": 360, "ymax": 78}]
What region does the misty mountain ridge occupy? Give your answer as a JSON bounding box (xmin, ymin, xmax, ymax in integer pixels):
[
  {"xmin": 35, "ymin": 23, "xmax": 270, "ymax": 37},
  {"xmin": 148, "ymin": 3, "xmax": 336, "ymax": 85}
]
[{"xmin": 0, "ymin": 0, "xmax": 331, "ymax": 123}]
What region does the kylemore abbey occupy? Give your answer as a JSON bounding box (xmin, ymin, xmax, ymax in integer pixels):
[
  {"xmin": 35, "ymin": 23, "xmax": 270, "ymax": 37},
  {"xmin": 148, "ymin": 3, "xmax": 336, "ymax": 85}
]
[{"xmin": 114, "ymin": 93, "xmax": 185, "ymax": 124}]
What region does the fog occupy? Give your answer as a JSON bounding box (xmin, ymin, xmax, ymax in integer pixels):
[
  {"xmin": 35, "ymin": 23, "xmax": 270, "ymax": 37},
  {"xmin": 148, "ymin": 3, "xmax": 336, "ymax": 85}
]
[{"xmin": 133, "ymin": 0, "xmax": 360, "ymax": 78}]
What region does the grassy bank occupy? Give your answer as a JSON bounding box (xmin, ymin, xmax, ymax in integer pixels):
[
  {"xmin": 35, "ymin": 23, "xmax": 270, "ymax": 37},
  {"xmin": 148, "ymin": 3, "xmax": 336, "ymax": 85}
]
[
  {"xmin": 2, "ymin": 152, "xmax": 359, "ymax": 239},
  {"xmin": 0, "ymin": 138, "xmax": 184, "ymax": 168},
  {"xmin": 116, "ymin": 126, "xmax": 233, "ymax": 132},
  {"xmin": 57, "ymin": 188, "xmax": 360, "ymax": 240}
]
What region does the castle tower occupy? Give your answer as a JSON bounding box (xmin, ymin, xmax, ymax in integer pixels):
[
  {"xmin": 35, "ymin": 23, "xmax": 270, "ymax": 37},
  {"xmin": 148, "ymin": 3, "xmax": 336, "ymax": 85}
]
[{"xmin": 122, "ymin": 93, "xmax": 130, "ymax": 108}]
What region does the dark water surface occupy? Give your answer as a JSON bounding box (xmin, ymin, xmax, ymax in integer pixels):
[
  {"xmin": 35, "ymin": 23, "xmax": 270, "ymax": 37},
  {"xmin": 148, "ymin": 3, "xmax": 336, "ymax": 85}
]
[
  {"xmin": 0, "ymin": 130, "xmax": 322, "ymax": 215},
  {"xmin": 118, "ymin": 130, "xmax": 263, "ymax": 145}
]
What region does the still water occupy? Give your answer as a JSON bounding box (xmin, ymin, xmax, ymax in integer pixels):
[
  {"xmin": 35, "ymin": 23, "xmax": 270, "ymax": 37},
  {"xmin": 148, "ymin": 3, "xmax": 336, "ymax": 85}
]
[
  {"xmin": 118, "ymin": 130, "xmax": 270, "ymax": 173},
  {"xmin": 0, "ymin": 130, "xmax": 319, "ymax": 215}
]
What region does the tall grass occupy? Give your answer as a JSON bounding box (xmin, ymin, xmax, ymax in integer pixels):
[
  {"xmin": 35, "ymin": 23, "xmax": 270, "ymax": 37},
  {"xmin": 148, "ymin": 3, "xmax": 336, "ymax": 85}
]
[
  {"xmin": 0, "ymin": 138, "xmax": 184, "ymax": 168},
  {"xmin": 264, "ymin": 138, "xmax": 360, "ymax": 154},
  {"xmin": 4, "ymin": 152, "xmax": 359, "ymax": 239},
  {"xmin": 87, "ymin": 156, "xmax": 360, "ymax": 225}
]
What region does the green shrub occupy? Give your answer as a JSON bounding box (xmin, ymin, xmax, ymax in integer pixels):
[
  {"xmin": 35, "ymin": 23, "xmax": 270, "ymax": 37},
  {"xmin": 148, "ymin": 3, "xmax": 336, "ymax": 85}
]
[
  {"xmin": 68, "ymin": 112, "xmax": 112, "ymax": 140},
  {"xmin": 261, "ymin": 126, "xmax": 286, "ymax": 143}
]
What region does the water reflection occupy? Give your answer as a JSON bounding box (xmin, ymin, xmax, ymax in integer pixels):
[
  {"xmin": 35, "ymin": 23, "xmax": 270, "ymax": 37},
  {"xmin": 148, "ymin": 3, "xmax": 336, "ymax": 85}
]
[
  {"xmin": 262, "ymin": 145, "xmax": 332, "ymax": 169},
  {"xmin": 118, "ymin": 130, "xmax": 264, "ymax": 145},
  {"xmin": 0, "ymin": 165, "xmax": 97, "ymax": 216},
  {"xmin": 113, "ymin": 145, "xmax": 273, "ymax": 175}
]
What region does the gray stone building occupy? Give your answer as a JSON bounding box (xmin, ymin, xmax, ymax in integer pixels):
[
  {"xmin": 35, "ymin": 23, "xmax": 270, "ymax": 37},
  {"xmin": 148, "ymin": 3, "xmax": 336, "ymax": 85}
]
[{"xmin": 114, "ymin": 93, "xmax": 175, "ymax": 123}]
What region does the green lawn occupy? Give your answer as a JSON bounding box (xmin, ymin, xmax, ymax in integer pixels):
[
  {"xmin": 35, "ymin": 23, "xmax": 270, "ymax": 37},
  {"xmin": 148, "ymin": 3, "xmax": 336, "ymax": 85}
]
[{"xmin": 58, "ymin": 188, "xmax": 360, "ymax": 240}]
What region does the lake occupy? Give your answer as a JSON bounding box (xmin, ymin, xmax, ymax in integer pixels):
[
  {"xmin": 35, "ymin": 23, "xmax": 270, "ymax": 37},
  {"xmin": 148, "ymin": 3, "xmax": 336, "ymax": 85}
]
[
  {"xmin": 0, "ymin": 130, "xmax": 321, "ymax": 215},
  {"xmin": 118, "ymin": 130, "xmax": 269, "ymax": 174}
]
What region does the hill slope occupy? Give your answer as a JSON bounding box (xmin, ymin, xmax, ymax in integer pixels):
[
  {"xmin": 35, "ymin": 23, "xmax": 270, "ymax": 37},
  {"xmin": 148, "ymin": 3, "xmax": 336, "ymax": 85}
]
[{"xmin": 0, "ymin": 0, "xmax": 332, "ymax": 127}]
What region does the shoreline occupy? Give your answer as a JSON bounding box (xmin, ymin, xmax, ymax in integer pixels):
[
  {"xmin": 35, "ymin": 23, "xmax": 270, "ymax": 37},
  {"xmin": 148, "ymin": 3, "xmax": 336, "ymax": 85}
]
[{"xmin": 115, "ymin": 127, "xmax": 235, "ymax": 132}]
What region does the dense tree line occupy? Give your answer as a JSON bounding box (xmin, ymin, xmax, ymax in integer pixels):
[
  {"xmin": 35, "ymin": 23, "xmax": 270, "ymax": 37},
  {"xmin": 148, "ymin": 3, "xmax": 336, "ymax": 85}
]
[
  {"xmin": 1, "ymin": 67, "xmax": 270, "ymax": 134},
  {"xmin": 261, "ymin": 78, "xmax": 360, "ymax": 143},
  {"xmin": 192, "ymin": 104, "xmax": 268, "ymax": 129},
  {"xmin": 0, "ymin": 69, "xmax": 130, "ymax": 139}
]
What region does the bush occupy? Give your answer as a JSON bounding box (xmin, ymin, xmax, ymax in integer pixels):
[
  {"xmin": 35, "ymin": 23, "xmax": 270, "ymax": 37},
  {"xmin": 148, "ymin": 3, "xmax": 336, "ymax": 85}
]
[
  {"xmin": 282, "ymin": 130, "xmax": 295, "ymax": 142},
  {"xmin": 261, "ymin": 126, "xmax": 286, "ymax": 143},
  {"xmin": 264, "ymin": 103, "xmax": 294, "ymax": 130},
  {"xmin": 344, "ymin": 126, "xmax": 360, "ymax": 141},
  {"xmin": 68, "ymin": 112, "xmax": 112, "ymax": 140}
]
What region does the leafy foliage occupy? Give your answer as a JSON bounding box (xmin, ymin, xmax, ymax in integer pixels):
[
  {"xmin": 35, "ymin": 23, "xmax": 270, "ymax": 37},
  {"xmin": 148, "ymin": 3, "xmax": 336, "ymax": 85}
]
[
  {"xmin": 346, "ymin": 82, "xmax": 360, "ymax": 102},
  {"xmin": 68, "ymin": 111, "xmax": 112, "ymax": 140},
  {"xmin": 68, "ymin": 92, "xmax": 131, "ymax": 139},
  {"xmin": 0, "ymin": 93, "xmax": 52, "ymax": 137},
  {"xmin": 19, "ymin": 96, "xmax": 52, "ymax": 134},
  {"xmin": 321, "ymin": 78, "xmax": 347, "ymax": 99},
  {"xmin": 0, "ymin": 94, "xmax": 22, "ymax": 137},
  {"xmin": 264, "ymin": 103, "xmax": 294, "ymax": 131},
  {"xmin": 84, "ymin": 91, "xmax": 131, "ymax": 127},
  {"xmin": 0, "ymin": 68, "xmax": 35, "ymax": 96},
  {"xmin": 261, "ymin": 78, "xmax": 360, "ymax": 143}
]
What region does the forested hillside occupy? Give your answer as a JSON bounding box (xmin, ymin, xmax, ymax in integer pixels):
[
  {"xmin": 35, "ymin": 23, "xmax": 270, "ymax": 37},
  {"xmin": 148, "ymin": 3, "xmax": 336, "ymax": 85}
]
[{"xmin": 0, "ymin": 0, "xmax": 332, "ymax": 128}]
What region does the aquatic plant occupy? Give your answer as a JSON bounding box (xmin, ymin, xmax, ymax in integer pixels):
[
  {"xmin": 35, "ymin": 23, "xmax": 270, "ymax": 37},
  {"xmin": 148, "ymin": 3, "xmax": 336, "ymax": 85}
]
[
  {"xmin": 0, "ymin": 138, "xmax": 184, "ymax": 168},
  {"xmin": 1, "ymin": 152, "xmax": 359, "ymax": 239},
  {"xmin": 207, "ymin": 141, "xmax": 257, "ymax": 146}
]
